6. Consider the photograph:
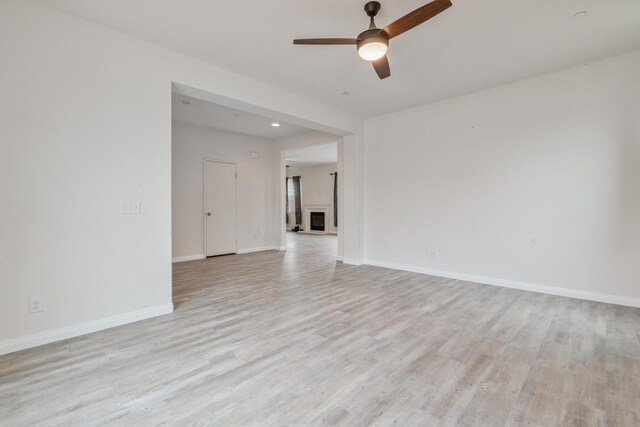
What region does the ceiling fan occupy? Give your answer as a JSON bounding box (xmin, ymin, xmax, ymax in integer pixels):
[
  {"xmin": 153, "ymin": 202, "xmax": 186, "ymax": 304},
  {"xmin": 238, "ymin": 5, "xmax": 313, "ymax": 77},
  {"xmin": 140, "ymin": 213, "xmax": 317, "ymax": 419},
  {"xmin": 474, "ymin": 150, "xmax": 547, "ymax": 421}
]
[{"xmin": 293, "ymin": 0, "xmax": 452, "ymax": 80}]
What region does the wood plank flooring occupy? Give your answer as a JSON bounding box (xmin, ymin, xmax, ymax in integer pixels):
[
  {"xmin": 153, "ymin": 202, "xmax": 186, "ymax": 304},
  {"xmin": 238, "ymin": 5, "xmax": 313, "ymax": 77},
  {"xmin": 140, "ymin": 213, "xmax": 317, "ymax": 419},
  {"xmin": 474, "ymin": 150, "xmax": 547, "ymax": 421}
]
[{"xmin": 1, "ymin": 233, "xmax": 640, "ymax": 426}]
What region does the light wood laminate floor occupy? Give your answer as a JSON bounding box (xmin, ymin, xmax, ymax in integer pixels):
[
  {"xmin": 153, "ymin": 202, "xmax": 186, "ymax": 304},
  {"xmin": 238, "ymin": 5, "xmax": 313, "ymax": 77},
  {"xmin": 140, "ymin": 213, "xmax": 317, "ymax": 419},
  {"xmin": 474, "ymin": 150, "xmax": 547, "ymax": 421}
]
[{"xmin": 2, "ymin": 233, "xmax": 640, "ymax": 426}]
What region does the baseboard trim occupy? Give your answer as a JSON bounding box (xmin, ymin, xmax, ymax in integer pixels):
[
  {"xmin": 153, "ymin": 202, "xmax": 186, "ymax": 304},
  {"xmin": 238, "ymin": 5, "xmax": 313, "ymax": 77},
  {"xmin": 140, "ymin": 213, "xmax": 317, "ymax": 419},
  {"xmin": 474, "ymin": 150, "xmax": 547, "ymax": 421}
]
[
  {"xmin": 336, "ymin": 255, "xmax": 344, "ymax": 262},
  {"xmin": 297, "ymin": 230, "xmax": 337, "ymax": 236},
  {"xmin": 278, "ymin": 246, "xmax": 287, "ymax": 251},
  {"xmin": 363, "ymin": 259, "xmax": 640, "ymax": 309},
  {"xmin": 237, "ymin": 246, "xmax": 279, "ymax": 254},
  {"xmin": 0, "ymin": 303, "xmax": 174, "ymax": 356},
  {"xmin": 172, "ymin": 254, "xmax": 205, "ymax": 263},
  {"xmin": 342, "ymin": 258, "xmax": 361, "ymax": 266}
]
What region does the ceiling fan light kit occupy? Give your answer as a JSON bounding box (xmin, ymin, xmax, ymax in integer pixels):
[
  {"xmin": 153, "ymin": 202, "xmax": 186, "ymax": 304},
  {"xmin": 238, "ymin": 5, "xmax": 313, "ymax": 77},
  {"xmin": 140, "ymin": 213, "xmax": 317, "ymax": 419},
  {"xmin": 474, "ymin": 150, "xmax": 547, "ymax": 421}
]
[
  {"xmin": 357, "ymin": 30, "xmax": 388, "ymax": 61},
  {"xmin": 293, "ymin": 0, "xmax": 453, "ymax": 79}
]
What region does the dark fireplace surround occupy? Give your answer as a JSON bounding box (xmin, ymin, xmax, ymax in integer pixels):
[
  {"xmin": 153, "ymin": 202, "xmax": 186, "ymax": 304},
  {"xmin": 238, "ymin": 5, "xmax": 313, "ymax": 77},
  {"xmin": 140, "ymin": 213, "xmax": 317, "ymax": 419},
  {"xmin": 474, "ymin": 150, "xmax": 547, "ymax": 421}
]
[{"xmin": 310, "ymin": 211, "xmax": 325, "ymax": 232}]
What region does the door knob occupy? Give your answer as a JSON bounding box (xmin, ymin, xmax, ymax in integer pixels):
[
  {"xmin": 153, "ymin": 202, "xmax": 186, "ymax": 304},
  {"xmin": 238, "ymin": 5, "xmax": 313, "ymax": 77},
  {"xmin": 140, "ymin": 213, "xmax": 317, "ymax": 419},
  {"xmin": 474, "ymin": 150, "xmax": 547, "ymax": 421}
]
[{"xmin": 207, "ymin": 212, "xmax": 212, "ymax": 216}]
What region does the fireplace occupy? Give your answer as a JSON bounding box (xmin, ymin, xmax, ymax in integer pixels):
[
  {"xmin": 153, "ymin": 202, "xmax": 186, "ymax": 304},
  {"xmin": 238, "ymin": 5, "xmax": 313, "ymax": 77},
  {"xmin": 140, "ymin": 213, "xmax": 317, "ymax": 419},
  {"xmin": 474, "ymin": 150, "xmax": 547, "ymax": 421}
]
[
  {"xmin": 310, "ymin": 212, "xmax": 326, "ymax": 232},
  {"xmin": 303, "ymin": 205, "xmax": 330, "ymax": 234}
]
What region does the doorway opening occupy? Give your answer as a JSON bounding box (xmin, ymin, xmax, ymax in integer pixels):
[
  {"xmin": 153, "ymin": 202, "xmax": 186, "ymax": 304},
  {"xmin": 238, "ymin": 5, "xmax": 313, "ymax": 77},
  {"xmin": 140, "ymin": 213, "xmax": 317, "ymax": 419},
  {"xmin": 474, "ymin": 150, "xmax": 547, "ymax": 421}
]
[
  {"xmin": 170, "ymin": 89, "xmax": 346, "ymax": 267},
  {"xmin": 283, "ymin": 140, "xmax": 340, "ymax": 259}
]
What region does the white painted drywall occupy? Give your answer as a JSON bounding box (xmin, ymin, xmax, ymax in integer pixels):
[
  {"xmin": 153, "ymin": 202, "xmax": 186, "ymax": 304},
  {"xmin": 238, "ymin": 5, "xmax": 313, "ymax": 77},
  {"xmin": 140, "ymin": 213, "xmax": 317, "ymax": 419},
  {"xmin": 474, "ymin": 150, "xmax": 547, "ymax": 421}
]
[
  {"xmin": 287, "ymin": 163, "xmax": 338, "ymax": 233},
  {"xmin": 0, "ymin": 0, "xmax": 362, "ymax": 352},
  {"xmin": 364, "ymin": 50, "xmax": 640, "ymax": 302},
  {"xmin": 275, "ymin": 131, "xmax": 342, "ymax": 151},
  {"xmin": 172, "ymin": 122, "xmax": 275, "ymax": 258},
  {"xmin": 286, "ymin": 143, "xmax": 338, "ymax": 166}
]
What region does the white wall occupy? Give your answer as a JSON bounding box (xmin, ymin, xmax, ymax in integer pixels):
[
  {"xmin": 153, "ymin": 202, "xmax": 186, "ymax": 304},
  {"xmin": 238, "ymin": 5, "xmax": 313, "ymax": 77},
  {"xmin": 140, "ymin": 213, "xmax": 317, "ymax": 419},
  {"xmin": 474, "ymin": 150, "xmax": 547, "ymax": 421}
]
[
  {"xmin": 172, "ymin": 122, "xmax": 275, "ymax": 259},
  {"xmin": 287, "ymin": 163, "xmax": 338, "ymax": 233},
  {"xmin": 275, "ymin": 131, "xmax": 341, "ymax": 152},
  {"xmin": 0, "ymin": 0, "xmax": 362, "ymax": 354},
  {"xmin": 364, "ymin": 50, "xmax": 640, "ymax": 305}
]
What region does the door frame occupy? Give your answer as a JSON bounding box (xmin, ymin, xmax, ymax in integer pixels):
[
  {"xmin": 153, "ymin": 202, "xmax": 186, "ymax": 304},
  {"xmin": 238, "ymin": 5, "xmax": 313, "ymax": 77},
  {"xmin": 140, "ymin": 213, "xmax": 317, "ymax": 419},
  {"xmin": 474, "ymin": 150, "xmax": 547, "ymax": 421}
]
[{"xmin": 203, "ymin": 158, "xmax": 238, "ymax": 257}]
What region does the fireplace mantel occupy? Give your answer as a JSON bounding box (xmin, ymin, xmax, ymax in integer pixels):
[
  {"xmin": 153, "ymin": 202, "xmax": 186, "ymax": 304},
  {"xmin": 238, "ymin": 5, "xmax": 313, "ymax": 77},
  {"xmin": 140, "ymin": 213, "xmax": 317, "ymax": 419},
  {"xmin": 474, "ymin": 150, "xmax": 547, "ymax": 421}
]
[{"xmin": 301, "ymin": 204, "xmax": 330, "ymax": 235}]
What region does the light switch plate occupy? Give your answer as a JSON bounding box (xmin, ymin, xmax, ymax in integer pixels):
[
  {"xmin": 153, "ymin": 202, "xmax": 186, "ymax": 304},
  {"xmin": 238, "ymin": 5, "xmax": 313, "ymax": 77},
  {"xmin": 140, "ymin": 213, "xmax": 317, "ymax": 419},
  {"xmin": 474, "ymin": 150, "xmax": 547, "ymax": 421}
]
[
  {"xmin": 120, "ymin": 200, "xmax": 141, "ymax": 215},
  {"xmin": 29, "ymin": 297, "xmax": 43, "ymax": 313}
]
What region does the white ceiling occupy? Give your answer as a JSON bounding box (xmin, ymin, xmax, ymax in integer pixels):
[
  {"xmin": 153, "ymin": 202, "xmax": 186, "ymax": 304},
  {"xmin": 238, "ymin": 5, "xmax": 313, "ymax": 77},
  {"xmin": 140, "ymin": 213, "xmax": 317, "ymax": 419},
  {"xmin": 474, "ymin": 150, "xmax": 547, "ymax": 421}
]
[
  {"xmin": 286, "ymin": 143, "xmax": 338, "ymax": 167},
  {"xmin": 38, "ymin": 0, "xmax": 640, "ymax": 117},
  {"xmin": 172, "ymin": 95, "xmax": 311, "ymax": 139}
]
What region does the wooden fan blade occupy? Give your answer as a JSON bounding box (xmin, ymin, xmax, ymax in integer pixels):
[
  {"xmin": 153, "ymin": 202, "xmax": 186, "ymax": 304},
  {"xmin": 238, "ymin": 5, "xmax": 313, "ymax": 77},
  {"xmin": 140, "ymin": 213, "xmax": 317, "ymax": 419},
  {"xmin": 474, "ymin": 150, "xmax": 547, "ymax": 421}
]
[
  {"xmin": 372, "ymin": 55, "xmax": 391, "ymax": 79},
  {"xmin": 293, "ymin": 38, "xmax": 357, "ymax": 45},
  {"xmin": 383, "ymin": 0, "xmax": 452, "ymax": 39}
]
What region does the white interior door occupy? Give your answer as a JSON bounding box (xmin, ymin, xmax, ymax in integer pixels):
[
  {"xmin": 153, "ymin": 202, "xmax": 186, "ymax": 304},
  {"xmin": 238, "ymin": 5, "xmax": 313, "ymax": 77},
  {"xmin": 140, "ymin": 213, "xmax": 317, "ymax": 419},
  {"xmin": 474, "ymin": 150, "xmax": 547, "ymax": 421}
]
[{"xmin": 205, "ymin": 160, "xmax": 237, "ymax": 256}]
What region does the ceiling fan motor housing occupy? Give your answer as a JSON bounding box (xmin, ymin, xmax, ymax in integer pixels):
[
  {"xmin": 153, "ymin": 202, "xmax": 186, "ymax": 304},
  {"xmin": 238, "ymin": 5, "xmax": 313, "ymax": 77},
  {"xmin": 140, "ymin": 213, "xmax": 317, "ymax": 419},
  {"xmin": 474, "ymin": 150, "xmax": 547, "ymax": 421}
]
[{"xmin": 357, "ymin": 29, "xmax": 389, "ymax": 49}]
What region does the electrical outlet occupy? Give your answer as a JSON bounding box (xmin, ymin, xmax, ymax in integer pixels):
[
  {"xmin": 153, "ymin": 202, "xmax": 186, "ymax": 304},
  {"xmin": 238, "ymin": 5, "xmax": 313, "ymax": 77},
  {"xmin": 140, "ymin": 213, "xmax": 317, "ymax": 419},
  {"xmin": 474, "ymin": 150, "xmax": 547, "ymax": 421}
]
[
  {"xmin": 120, "ymin": 200, "xmax": 141, "ymax": 215},
  {"xmin": 29, "ymin": 297, "xmax": 43, "ymax": 313}
]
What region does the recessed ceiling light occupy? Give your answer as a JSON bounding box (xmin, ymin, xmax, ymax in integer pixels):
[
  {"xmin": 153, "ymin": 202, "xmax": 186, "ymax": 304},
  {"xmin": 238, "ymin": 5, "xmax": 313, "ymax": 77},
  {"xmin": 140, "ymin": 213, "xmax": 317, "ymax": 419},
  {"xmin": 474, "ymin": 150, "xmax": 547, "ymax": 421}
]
[
  {"xmin": 342, "ymin": 92, "xmax": 350, "ymax": 96},
  {"xmin": 234, "ymin": 114, "xmax": 241, "ymax": 118},
  {"xmin": 572, "ymin": 11, "xmax": 588, "ymax": 19},
  {"xmin": 271, "ymin": 123, "xmax": 281, "ymax": 127},
  {"xmin": 179, "ymin": 100, "xmax": 191, "ymax": 105}
]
